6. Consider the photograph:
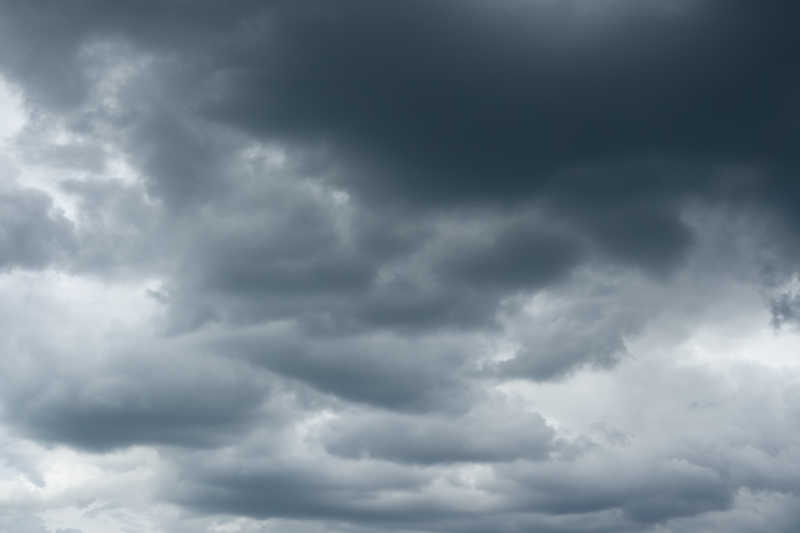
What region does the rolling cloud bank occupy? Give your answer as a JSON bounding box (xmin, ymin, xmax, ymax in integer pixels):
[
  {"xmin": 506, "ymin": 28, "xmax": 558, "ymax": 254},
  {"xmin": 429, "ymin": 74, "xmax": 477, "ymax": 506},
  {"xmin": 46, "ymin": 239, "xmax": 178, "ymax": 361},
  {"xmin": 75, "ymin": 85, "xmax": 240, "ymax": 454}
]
[{"xmin": 1, "ymin": 1, "xmax": 800, "ymax": 532}]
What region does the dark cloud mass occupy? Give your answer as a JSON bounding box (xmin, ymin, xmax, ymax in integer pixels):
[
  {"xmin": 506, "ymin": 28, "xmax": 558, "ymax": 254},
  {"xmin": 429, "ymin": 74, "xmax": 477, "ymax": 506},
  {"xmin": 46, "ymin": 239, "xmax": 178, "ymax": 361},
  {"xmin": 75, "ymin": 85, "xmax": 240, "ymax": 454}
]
[{"xmin": 1, "ymin": 1, "xmax": 800, "ymax": 532}]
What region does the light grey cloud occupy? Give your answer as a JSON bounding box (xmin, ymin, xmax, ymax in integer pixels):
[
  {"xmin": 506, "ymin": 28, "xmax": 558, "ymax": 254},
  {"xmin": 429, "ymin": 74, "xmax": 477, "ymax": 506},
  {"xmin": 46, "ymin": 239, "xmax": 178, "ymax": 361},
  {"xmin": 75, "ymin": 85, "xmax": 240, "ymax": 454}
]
[
  {"xmin": 0, "ymin": 510, "xmax": 58, "ymax": 533},
  {"xmin": 492, "ymin": 269, "xmax": 653, "ymax": 380},
  {"xmin": 0, "ymin": 186, "xmax": 76, "ymax": 271}
]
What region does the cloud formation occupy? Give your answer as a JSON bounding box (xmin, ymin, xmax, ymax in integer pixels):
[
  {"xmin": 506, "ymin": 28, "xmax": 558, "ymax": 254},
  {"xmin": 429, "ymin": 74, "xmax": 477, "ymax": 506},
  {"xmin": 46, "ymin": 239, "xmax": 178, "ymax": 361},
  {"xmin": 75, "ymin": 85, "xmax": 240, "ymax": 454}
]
[{"xmin": 1, "ymin": 1, "xmax": 800, "ymax": 532}]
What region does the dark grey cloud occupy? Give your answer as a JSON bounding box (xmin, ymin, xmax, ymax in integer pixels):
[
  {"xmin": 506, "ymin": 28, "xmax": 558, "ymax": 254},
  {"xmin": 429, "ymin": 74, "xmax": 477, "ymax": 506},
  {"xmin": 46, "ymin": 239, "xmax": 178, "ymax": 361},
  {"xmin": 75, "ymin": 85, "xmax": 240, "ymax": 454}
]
[
  {"xmin": 162, "ymin": 196, "xmax": 585, "ymax": 336},
  {"xmin": 149, "ymin": 354, "xmax": 800, "ymax": 531},
  {"xmin": 2, "ymin": 0, "xmax": 794, "ymax": 328},
  {"xmin": 435, "ymin": 220, "xmax": 583, "ymax": 290},
  {"xmin": 195, "ymin": 0, "xmax": 795, "ymax": 189},
  {"xmin": 514, "ymin": 460, "xmax": 732, "ymax": 523},
  {"xmin": 323, "ymin": 406, "xmax": 555, "ymax": 464},
  {"xmin": 2, "ymin": 0, "xmax": 797, "ymax": 275},
  {"xmin": 162, "ymin": 435, "xmax": 736, "ymax": 532},
  {"xmin": 2, "ymin": 1, "xmax": 800, "ymax": 532},
  {"xmin": 166, "ymin": 445, "xmax": 446, "ymax": 525},
  {"xmin": 125, "ymin": 110, "xmax": 244, "ymax": 208},
  {"xmin": 222, "ymin": 326, "xmax": 477, "ymax": 413},
  {"xmin": 1, "ymin": 341, "xmax": 270, "ymax": 452},
  {"xmin": 663, "ymin": 491, "xmax": 800, "ymax": 533}
]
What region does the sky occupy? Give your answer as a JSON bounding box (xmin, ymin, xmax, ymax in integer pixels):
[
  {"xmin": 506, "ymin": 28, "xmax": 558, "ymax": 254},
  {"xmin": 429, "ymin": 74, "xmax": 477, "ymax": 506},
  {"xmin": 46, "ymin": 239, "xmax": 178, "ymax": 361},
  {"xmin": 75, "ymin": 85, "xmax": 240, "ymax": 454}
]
[{"xmin": 1, "ymin": 1, "xmax": 800, "ymax": 532}]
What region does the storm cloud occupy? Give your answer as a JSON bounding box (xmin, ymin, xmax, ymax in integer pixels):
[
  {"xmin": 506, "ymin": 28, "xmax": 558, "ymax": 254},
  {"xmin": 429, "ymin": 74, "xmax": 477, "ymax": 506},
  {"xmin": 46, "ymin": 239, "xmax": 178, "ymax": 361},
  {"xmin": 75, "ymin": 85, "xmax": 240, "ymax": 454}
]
[{"xmin": 1, "ymin": 1, "xmax": 800, "ymax": 532}]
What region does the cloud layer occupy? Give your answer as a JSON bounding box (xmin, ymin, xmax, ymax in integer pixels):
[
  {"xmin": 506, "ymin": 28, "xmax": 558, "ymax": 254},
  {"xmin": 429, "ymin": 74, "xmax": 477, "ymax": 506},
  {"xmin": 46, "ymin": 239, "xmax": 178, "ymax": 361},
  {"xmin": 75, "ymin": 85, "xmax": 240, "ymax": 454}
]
[{"xmin": 1, "ymin": 1, "xmax": 800, "ymax": 532}]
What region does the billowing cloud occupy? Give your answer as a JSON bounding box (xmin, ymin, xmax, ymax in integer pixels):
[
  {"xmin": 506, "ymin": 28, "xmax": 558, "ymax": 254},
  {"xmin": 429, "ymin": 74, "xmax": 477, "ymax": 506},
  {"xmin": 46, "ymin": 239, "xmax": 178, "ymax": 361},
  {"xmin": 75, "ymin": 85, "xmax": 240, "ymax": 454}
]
[{"xmin": 1, "ymin": 1, "xmax": 800, "ymax": 532}]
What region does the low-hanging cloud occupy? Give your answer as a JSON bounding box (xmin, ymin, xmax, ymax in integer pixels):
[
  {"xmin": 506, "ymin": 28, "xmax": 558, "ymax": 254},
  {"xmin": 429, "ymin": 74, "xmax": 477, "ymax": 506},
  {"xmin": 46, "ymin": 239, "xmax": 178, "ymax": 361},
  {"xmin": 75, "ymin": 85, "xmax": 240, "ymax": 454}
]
[{"xmin": 1, "ymin": 1, "xmax": 800, "ymax": 532}]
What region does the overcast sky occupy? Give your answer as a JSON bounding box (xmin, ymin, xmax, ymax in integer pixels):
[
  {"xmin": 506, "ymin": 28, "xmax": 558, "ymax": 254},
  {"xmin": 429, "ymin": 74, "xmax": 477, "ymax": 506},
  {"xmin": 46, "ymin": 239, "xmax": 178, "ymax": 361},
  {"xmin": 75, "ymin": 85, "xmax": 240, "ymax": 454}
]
[{"xmin": 1, "ymin": 1, "xmax": 800, "ymax": 532}]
